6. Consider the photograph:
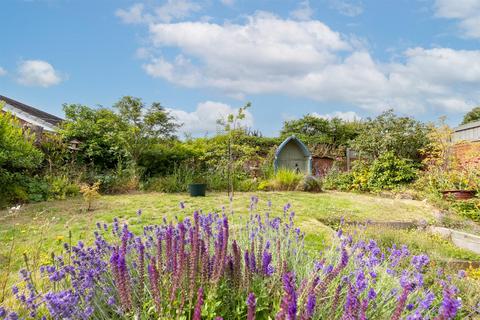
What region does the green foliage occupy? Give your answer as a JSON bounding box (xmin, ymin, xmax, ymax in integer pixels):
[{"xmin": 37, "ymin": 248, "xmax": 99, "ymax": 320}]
[
  {"xmin": 351, "ymin": 109, "xmax": 429, "ymax": 162},
  {"xmin": 296, "ymin": 175, "xmax": 323, "ymax": 192},
  {"xmin": 143, "ymin": 165, "xmax": 196, "ymax": 193},
  {"xmin": 322, "ymin": 169, "xmax": 354, "ymax": 191},
  {"xmin": 61, "ymin": 104, "xmax": 129, "ymax": 171},
  {"xmin": 322, "ymin": 153, "xmax": 417, "ymax": 192},
  {"xmin": 269, "ymin": 168, "xmax": 303, "ymax": 191},
  {"xmin": 113, "ymin": 96, "xmax": 180, "ymax": 165},
  {"xmin": 138, "ymin": 142, "xmax": 198, "ymax": 178},
  {"xmin": 366, "ymin": 152, "xmax": 418, "ymax": 191},
  {"xmin": 61, "ymin": 96, "xmax": 180, "ymax": 173},
  {"xmin": 0, "ymin": 104, "xmax": 44, "ymax": 206},
  {"xmin": 280, "ymin": 114, "xmax": 360, "ymax": 147},
  {"xmin": 461, "ymin": 106, "xmax": 480, "ymax": 125},
  {"xmin": 451, "ymin": 199, "xmax": 480, "ymax": 222}
]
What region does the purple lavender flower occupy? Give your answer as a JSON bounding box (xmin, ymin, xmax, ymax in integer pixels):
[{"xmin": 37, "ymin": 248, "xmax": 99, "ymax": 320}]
[
  {"xmin": 411, "ymin": 254, "xmax": 430, "ymax": 271},
  {"xmin": 437, "ymin": 284, "xmax": 461, "ymax": 319}
]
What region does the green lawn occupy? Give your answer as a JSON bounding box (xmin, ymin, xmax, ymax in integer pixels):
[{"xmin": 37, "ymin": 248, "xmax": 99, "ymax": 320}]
[{"xmin": 0, "ymin": 191, "xmax": 477, "ymax": 294}]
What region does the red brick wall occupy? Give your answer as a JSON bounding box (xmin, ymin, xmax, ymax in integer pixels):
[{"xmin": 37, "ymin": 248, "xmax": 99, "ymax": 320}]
[{"xmin": 452, "ymin": 141, "xmax": 480, "ymax": 166}]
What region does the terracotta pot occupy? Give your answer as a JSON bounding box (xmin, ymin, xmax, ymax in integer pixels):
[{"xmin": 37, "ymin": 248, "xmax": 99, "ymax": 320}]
[{"xmin": 441, "ymin": 190, "xmax": 476, "ymax": 200}]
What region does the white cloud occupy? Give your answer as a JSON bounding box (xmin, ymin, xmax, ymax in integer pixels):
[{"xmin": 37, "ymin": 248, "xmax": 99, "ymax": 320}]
[
  {"xmin": 116, "ymin": 3, "xmax": 147, "ymax": 24},
  {"xmin": 312, "ymin": 111, "xmax": 361, "ymax": 121},
  {"xmin": 116, "ymin": 1, "xmax": 201, "ymax": 24},
  {"xmin": 220, "ymin": 0, "xmax": 235, "ymax": 6},
  {"xmin": 328, "ymin": 0, "xmax": 363, "ymax": 17},
  {"xmin": 290, "ymin": 1, "xmax": 314, "ymax": 21},
  {"xmin": 434, "ymin": 0, "xmax": 480, "ymax": 38},
  {"xmin": 0, "ymin": 67, "xmax": 6, "ymax": 76},
  {"xmin": 130, "ymin": 12, "xmax": 480, "ymax": 115},
  {"xmin": 17, "ymin": 60, "xmax": 63, "ymax": 87},
  {"xmin": 168, "ymin": 101, "xmax": 254, "ymax": 136}
]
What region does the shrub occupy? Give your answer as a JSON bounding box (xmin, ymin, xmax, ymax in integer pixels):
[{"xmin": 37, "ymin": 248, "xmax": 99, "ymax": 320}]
[
  {"xmin": 80, "ymin": 182, "xmax": 101, "ymax": 211},
  {"xmin": 271, "ymin": 168, "xmax": 303, "ymax": 191},
  {"xmin": 0, "ymin": 105, "xmax": 44, "ymax": 207},
  {"xmin": 3, "ymin": 200, "xmax": 467, "ymax": 319},
  {"xmin": 296, "ymin": 175, "xmax": 323, "ymax": 192},
  {"xmin": 322, "ymin": 169, "xmax": 354, "ymax": 191},
  {"xmin": 366, "ymin": 152, "xmax": 418, "ymax": 191},
  {"xmin": 451, "ymin": 199, "xmax": 480, "ymax": 222},
  {"xmin": 323, "ymin": 153, "xmax": 417, "ymax": 192}
]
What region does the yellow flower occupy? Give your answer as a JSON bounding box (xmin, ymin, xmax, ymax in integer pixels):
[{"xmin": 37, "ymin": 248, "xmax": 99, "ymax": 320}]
[{"xmin": 56, "ymin": 235, "xmax": 65, "ymax": 242}]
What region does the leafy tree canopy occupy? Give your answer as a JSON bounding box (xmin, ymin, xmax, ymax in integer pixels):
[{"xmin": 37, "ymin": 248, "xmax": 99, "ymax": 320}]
[
  {"xmin": 61, "ymin": 96, "xmax": 180, "ymax": 171},
  {"xmin": 280, "ymin": 114, "xmax": 361, "ymax": 148},
  {"xmin": 461, "ymin": 106, "xmax": 480, "ymax": 125},
  {"xmin": 350, "ymin": 109, "xmax": 429, "ymax": 162}
]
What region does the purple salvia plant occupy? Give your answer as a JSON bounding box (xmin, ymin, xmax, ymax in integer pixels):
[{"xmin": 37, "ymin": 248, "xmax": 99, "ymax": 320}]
[
  {"xmin": 190, "ymin": 212, "xmax": 200, "ymax": 300},
  {"xmin": 391, "ymin": 283, "xmax": 412, "ymax": 320},
  {"xmin": 276, "ymin": 272, "xmax": 297, "ymax": 320},
  {"xmin": 262, "ymin": 249, "xmax": 274, "ymax": 276},
  {"xmin": 329, "ymin": 282, "xmax": 344, "ymax": 319},
  {"xmin": 193, "ymin": 287, "xmax": 204, "ymax": 320},
  {"xmin": 342, "ymin": 283, "xmax": 360, "ymax": 320},
  {"xmin": 136, "ymin": 237, "xmax": 145, "ymax": 303},
  {"xmin": 247, "ymin": 292, "xmax": 256, "ymax": 320},
  {"xmin": 299, "ymin": 293, "xmax": 316, "ymax": 320},
  {"xmin": 148, "ymin": 257, "xmax": 161, "ymax": 312},
  {"xmin": 436, "ymin": 284, "xmax": 461, "ymax": 320}
]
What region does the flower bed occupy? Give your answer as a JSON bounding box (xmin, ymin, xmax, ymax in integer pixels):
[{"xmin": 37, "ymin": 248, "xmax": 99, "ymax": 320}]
[{"xmin": 0, "ymin": 199, "xmax": 469, "ymax": 319}]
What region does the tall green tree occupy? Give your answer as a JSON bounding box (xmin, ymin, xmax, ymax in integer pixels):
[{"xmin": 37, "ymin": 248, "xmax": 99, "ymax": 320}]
[
  {"xmin": 113, "ymin": 96, "xmax": 180, "ymax": 167},
  {"xmin": 0, "ymin": 102, "xmax": 43, "ymax": 206},
  {"xmin": 461, "ymin": 106, "xmax": 480, "ymax": 125},
  {"xmin": 61, "ymin": 104, "xmax": 129, "ymax": 170},
  {"xmin": 351, "ymin": 109, "xmax": 429, "ymax": 162}
]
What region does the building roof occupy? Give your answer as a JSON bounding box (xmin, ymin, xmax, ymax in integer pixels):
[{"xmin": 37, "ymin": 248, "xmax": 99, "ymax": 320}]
[
  {"xmin": 454, "ymin": 120, "xmax": 480, "ymax": 132},
  {"xmin": 275, "ymin": 135, "xmax": 311, "ymax": 158},
  {"xmin": 0, "ymin": 95, "xmax": 63, "ymax": 131}
]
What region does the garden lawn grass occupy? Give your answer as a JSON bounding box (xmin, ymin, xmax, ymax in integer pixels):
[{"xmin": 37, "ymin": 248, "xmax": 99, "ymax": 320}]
[{"xmin": 0, "ymin": 190, "xmax": 464, "ymax": 293}]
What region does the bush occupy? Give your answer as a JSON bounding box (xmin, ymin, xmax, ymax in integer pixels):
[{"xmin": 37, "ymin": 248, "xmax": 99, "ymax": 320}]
[
  {"xmin": 451, "ymin": 199, "xmax": 480, "ymax": 222},
  {"xmin": 366, "ymin": 152, "xmax": 418, "ymax": 191},
  {"xmin": 270, "ymin": 168, "xmax": 303, "ymax": 191},
  {"xmin": 3, "ymin": 200, "xmax": 468, "ymax": 319},
  {"xmin": 0, "ymin": 105, "xmax": 43, "ymax": 207},
  {"xmin": 138, "ymin": 143, "xmax": 197, "ymax": 178},
  {"xmin": 323, "ymin": 153, "xmax": 417, "ymax": 192},
  {"xmin": 322, "ymin": 169, "xmax": 354, "ymax": 191},
  {"xmin": 296, "ymin": 175, "xmax": 323, "ymax": 192}
]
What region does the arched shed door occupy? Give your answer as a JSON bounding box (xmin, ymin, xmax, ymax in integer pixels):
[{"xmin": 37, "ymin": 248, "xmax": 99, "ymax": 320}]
[{"xmin": 274, "ymin": 136, "xmax": 312, "ymax": 174}]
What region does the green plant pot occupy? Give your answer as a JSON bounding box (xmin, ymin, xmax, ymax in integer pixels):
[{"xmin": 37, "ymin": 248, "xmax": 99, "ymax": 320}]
[{"xmin": 189, "ymin": 183, "xmax": 206, "ymax": 197}]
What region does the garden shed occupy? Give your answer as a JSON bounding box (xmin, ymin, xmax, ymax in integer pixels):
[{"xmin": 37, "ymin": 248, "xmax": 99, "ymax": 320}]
[{"xmin": 274, "ymin": 136, "xmax": 312, "ymax": 174}]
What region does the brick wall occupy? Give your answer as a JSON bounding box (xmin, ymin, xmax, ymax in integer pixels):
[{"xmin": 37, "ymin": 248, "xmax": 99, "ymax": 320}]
[{"xmin": 452, "ymin": 141, "xmax": 480, "ymax": 166}]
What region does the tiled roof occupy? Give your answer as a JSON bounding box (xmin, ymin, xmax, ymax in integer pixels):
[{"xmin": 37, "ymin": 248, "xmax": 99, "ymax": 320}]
[{"xmin": 0, "ymin": 95, "xmax": 63, "ymax": 126}]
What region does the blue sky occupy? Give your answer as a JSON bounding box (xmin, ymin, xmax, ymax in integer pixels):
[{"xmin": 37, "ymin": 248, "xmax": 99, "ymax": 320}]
[{"xmin": 1, "ymin": 0, "xmax": 480, "ymax": 136}]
